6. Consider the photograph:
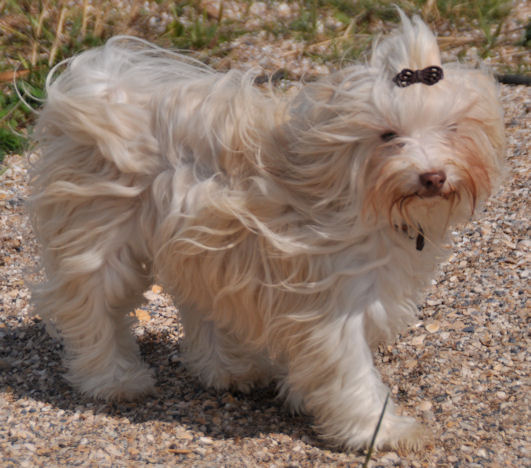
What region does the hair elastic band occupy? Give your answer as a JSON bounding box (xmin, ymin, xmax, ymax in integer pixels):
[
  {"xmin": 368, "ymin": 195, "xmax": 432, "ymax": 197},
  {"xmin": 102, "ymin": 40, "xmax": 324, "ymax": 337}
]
[{"xmin": 393, "ymin": 66, "xmax": 444, "ymax": 87}]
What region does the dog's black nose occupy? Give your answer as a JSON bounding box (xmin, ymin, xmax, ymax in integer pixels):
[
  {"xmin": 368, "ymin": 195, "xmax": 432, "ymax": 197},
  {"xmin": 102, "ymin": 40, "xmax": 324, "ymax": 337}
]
[{"xmin": 419, "ymin": 171, "xmax": 446, "ymax": 196}]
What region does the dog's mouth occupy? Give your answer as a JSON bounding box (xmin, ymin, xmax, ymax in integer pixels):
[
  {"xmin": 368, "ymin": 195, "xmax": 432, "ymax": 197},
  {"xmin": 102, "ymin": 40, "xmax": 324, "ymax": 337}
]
[
  {"xmin": 415, "ymin": 190, "xmax": 455, "ymax": 201},
  {"xmin": 371, "ymin": 183, "xmax": 467, "ymax": 253},
  {"xmin": 389, "ymin": 190, "xmax": 457, "ymax": 252},
  {"xmin": 415, "ymin": 226, "xmax": 425, "ymax": 251},
  {"xmin": 393, "ymin": 223, "xmax": 425, "ymax": 251}
]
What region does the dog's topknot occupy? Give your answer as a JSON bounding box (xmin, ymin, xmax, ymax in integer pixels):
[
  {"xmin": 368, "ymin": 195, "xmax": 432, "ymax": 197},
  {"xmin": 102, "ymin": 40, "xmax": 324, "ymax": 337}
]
[{"xmin": 371, "ymin": 11, "xmax": 442, "ymax": 80}]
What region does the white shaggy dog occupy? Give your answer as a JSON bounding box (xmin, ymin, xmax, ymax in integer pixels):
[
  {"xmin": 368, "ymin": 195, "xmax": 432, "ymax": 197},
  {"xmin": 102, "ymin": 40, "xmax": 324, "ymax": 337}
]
[{"xmin": 30, "ymin": 13, "xmax": 504, "ymax": 451}]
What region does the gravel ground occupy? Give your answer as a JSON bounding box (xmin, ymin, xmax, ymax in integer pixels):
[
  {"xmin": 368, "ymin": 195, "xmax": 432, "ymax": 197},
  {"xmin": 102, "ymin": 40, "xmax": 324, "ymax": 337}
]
[{"xmin": 1, "ymin": 6, "xmax": 530, "ymax": 467}]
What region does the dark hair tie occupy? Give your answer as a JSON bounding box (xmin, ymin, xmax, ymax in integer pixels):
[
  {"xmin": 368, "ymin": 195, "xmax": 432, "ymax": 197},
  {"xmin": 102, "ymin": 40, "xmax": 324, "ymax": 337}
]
[{"xmin": 393, "ymin": 66, "xmax": 444, "ymax": 87}]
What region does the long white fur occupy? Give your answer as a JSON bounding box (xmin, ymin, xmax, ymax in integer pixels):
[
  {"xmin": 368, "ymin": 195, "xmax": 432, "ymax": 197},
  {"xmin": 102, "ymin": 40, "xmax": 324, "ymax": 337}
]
[{"xmin": 30, "ymin": 13, "xmax": 504, "ymax": 451}]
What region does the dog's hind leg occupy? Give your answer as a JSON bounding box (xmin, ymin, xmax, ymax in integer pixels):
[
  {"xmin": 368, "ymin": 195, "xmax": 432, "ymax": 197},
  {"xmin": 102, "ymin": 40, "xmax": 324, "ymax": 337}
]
[
  {"xmin": 180, "ymin": 309, "xmax": 273, "ymax": 392},
  {"xmin": 33, "ymin": 233, "xmax": 155, "ymax": 400},
  {"xmin": 28, "ymin": 62, "xmax": 164, "ymax": 399}
]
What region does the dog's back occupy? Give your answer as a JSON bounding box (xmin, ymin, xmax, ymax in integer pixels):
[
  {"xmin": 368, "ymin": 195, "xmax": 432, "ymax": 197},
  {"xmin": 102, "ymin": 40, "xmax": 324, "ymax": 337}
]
[{"xmin": 30, "ymin": 36, "xmax": 280, "ymax": 251}]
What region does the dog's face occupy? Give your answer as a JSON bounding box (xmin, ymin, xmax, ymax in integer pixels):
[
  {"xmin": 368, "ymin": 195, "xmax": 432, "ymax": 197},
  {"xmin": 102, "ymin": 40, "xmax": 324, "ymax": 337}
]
[
  {"xmin": 285, "ymin": 17, "xmax": 504, "ymax": 241},
  {"xmin": 360, "ymin": 69, "xmax": 505, "ymax": 235}
]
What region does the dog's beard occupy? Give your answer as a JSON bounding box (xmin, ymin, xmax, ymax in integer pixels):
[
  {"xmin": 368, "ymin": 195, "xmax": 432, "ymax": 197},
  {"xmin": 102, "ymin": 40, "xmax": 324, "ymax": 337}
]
[{"xmin": 361, "ymin": 164, "xmax": 484, "ymax": 251}]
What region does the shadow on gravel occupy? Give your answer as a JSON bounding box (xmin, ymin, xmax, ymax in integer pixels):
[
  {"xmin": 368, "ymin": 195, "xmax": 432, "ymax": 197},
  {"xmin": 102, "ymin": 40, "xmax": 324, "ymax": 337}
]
[{"xmin": 0, "ymin": 317, "xmax": 321, "ymax": 447}]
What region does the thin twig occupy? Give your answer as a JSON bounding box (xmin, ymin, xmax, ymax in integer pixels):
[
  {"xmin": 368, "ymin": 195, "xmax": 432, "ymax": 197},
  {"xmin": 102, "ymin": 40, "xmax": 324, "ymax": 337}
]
[
  {"xmin": 30, "ymin": 7, "xmax": 47, "ymax": 66},
  {"xmin": 93, "ymin": 3, "xmax": 107, "ymax": 38},
  {"xmin": 81, "ymin": 0, "xmax": 89, "ymax": 38},
  {"xmin": 49, "ymin": 6, "xmax": 67, "ymax": 67},
  {"xmin": 496, "ymin": 74, "xmax": 531, "ymax": 86},
  {"xmin": 0, "ymin": 19, "xmax": 29, "ymax": 41},
  {"xmin": 0, "ymin": 69, "xmax": 30, "ymax": 83},
  {"xmin": 362, "ymin": 393, "xmax": 390, "ymax": 468}
]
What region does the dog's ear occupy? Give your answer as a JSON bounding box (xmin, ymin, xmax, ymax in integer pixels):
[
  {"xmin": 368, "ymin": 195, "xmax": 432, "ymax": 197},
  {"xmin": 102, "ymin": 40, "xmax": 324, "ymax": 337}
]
[
  {"xmin": 370, "ymin": 11, "xmax": 441, "ymax": 78},
  {"xmin": 444, "ymin": 66, "xmax": 506, "ymax": 188}
]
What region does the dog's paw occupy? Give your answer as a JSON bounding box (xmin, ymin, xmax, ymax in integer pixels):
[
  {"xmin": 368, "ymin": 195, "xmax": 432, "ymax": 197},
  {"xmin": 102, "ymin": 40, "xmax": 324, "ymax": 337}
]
[
  {"xmin": 370, "ymin": 414, "xmax": 430, "ymax": 453},
  {"xmin": 199, "ymin": 369, "xmax": 268, "ymax": 394},
  {"xmin": 325, "ymin": 413, "xmax": 430, "ymax": 453},
  {"xmin": 69, "ymin": 362, "xmax": 156, "ymax": 401}
]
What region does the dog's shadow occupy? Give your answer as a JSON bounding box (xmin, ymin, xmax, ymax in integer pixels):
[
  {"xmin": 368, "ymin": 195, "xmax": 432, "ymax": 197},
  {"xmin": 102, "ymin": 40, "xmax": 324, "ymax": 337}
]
[{"xmin": 0, "ymin": 317, "xmax": 321, "ymax": 446}]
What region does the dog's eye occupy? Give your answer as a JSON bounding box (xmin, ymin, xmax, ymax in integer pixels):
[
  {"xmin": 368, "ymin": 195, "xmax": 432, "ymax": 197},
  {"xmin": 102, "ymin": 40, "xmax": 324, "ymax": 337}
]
[
  {"xmin": 448, "ymin": 123, "xmax": 458, "ymax": 132},
  {"xmin": 380, "ymin": 131, "xmax": 398, "ymax": 142}
]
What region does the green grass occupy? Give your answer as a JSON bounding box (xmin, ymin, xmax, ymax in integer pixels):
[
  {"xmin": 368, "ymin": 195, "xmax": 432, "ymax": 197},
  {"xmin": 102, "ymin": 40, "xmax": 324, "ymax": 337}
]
[
  {"xmin": 0, "ymin": 0, "xmax": 526, "ymax": 164},
  {"xmin": 0, "ymin": 70, "xmax": 45, "ymax": 161},
  {"xmin": 164, "ymin": 3, "xmax": 249, "ymax": 52},
  {"xmin": 431, "ymin": 0, "xmax": 513, "ymax": 56}
]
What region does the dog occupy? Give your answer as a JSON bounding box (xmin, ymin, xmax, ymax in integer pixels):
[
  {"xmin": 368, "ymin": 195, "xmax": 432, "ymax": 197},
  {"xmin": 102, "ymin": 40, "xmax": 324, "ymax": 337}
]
[{"xmin": 29, "ymin": 12, "xmax": 504, "ymax": 451}]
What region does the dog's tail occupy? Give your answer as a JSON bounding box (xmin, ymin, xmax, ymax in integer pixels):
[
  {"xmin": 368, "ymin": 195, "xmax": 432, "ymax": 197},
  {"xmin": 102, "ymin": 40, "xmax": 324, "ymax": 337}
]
[
  {"xmin": 30, "ymin": 38, "xmax": 212, "ymax": 269},
  {"xmin": 44, "ymin": 36, "xmax": 216, "ymax": 100},
  {"xmin": 33, "ymin": 37, "xmax": 217, "ymax": 176}
]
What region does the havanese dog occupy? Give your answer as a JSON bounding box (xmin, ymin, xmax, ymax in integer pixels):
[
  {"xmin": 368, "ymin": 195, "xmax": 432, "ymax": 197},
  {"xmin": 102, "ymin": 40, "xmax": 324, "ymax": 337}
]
[{"xmin": 30, "ymin": 11, "xmax": 504, "ymax": 451}]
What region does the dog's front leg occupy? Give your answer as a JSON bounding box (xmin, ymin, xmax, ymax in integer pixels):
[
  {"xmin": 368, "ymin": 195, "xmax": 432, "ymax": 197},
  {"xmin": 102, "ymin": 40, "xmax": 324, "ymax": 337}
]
[{"xmin": 281, "ymin": 312, "xmax": 425, "ymax": 451}]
